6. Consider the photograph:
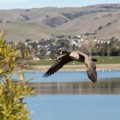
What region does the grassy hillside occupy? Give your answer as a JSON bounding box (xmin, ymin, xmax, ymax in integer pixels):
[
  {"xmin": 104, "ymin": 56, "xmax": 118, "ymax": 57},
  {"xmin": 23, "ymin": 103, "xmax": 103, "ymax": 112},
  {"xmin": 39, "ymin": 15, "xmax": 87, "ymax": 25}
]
[{"xmin": 0, "ymin": 22, "xmax": 54, "ymax": 41}]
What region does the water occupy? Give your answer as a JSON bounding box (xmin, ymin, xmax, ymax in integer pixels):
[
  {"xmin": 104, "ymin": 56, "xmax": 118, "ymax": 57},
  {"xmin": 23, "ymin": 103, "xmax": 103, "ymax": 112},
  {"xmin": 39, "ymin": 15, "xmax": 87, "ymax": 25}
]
[
  {"xmin": 22, "ymin": 70, "xmax": 120, "ymax": 120},
  {"xmin": 25, "ymin": 95, "xmax": 120, "ymax": 120},
  {"xmin": 13, "ymin": 70, "xmax": 120, "ymax": 82},
  {"xmin": 28, "ymin": 78, "xmax": 120, "ymax": 95}
]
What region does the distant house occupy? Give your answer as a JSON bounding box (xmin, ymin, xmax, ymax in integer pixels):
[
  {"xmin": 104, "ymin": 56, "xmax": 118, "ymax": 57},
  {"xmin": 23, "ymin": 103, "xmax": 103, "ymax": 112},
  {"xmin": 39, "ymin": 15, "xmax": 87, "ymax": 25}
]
[{"xmin": 32, "ymin": 57, "xmax": 40, "ymax": 61}]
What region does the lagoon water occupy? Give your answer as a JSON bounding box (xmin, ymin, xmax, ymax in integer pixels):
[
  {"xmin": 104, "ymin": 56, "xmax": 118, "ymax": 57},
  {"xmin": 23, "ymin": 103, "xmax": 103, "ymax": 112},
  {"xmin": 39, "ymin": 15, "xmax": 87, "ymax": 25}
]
[
  {"xmin": 14, "ymin": 70, "xmax": 120, "ymax": 82},
  {"xmin": 23, "ymin": 70, "xmax": 120, "ymax": 120},
  {"xmin": 25, "ymin": 95, "xmax": 120, "ymax": 120}
]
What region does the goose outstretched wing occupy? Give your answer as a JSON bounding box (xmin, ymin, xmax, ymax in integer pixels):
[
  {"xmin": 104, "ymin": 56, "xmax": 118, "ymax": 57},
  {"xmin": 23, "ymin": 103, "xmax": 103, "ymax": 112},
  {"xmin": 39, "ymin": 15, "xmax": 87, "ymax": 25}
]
[
  {"xmin": 44, "ymin": 54, "xmax": 73, "ymax": 77},
  {"xmin": 78, "ymin": 51, "xmax": 97, "ymax": 82},
  {"xmin": 86, "ymin": 59, "xmax": 97, "ymax": 83}
]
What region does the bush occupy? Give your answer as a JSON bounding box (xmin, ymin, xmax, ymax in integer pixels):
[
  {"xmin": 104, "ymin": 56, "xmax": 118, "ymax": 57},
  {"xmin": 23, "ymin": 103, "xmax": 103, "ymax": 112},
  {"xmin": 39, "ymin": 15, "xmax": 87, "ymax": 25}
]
[{"xmin": 0, "ymin": 31, "xmax": 33, "ymax": 120}]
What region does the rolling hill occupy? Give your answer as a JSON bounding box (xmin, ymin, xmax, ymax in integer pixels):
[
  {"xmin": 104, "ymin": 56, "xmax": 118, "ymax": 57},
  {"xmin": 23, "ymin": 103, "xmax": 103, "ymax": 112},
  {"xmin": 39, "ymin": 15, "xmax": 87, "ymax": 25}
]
[{"xmin": 0, "ymin": 4, "xmax": 120, "ymax": 42}]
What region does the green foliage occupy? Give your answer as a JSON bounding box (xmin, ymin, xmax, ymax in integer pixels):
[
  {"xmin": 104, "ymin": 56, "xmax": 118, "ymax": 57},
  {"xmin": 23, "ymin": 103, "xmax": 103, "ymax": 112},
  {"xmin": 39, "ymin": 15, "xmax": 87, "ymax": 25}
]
[
  {"xmin": 0, "ymin": 32, "xmax": 23, "ymax": 75},
  {"xmin": 0, "ymin": 31, "xmax": 33, "ymax": 120}
]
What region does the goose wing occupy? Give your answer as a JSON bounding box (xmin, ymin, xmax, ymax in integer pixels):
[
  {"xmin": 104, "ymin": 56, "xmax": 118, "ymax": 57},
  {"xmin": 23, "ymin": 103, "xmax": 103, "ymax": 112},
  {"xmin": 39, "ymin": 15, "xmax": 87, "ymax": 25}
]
[
  {"xmin": 44, "ymin": 54, "xmax": 73, "ymax": 77},
  {"xmin": 86, "ymin": 59, "xmax": 97, "ymax": 83},
  {"xmin": 78, "ymin": 51, "xmax": 97, "ymax": 82}
]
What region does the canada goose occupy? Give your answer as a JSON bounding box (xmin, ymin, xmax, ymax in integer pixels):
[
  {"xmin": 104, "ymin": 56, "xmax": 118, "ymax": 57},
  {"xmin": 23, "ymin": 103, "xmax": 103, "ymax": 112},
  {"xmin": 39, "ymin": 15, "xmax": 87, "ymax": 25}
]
[{"xmin": 44, "ymin": 50, "xmax": 97, "ymax": 83}]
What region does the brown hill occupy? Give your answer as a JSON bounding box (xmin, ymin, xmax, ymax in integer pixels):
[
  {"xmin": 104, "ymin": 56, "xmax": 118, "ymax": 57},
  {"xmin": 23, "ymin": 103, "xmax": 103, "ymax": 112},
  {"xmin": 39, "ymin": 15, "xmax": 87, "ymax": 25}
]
[{"xmin": 0, "ymin": 4, "xmax": 120, "ymax": 42}]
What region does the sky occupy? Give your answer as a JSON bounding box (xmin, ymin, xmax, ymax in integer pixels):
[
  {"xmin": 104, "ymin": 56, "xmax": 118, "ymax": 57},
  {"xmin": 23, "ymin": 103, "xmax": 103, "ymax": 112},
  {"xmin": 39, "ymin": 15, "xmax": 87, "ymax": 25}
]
[{"xmin": 0, "ymin": 0, "xmax": 119, "ymax": 9}]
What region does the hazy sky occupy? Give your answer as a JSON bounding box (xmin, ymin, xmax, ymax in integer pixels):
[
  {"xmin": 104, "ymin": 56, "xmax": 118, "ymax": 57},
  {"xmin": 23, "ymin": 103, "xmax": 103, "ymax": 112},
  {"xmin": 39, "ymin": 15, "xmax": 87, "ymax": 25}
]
[{"xmin": 0, "ymin": 0, "xmax": 119, "ymax": 9}]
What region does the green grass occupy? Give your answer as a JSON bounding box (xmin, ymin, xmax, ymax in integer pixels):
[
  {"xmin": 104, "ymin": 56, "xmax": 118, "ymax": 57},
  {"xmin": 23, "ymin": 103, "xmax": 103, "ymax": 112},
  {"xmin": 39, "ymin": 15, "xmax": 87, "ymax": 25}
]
[
  {"xmin": 25, "ymin": 56, "xmax": 120, "ymax": 66},
  {"xmin": 96, "ymin": 56, "xmax": 120, "ymax": 64}
]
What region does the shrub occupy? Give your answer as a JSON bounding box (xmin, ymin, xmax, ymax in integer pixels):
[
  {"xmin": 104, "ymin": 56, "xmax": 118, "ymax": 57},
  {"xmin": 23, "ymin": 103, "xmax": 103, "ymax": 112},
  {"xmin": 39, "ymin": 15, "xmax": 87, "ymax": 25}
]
[{"xmin": 0, "ymin": 31, "xmax": 33, "ymax": 120}]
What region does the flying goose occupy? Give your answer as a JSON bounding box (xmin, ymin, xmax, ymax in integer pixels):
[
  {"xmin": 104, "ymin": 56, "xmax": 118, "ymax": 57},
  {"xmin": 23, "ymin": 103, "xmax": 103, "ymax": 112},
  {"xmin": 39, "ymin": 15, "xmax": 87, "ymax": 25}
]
[{"xmin": 44, "ymin": 50, "xmax": 97, "ymax": 83}]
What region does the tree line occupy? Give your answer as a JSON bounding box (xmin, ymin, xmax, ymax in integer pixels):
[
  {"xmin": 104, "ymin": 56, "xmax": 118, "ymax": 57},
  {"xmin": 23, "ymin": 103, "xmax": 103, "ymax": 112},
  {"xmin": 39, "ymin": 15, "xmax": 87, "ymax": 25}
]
[{"xmin": 8, "ymin": 36, "xmax": 120, "ymax": 60}]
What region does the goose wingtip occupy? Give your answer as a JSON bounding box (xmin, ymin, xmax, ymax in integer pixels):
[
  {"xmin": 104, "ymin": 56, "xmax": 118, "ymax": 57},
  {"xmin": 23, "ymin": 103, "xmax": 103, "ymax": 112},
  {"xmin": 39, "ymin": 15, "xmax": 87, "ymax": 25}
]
[
  {"xmin": 43, "ymin": 74, "xmax": 48, "ymax": 78},
  {"xmin": 91, "ymin": 78, "xmax": 97, "ymax": 83}
]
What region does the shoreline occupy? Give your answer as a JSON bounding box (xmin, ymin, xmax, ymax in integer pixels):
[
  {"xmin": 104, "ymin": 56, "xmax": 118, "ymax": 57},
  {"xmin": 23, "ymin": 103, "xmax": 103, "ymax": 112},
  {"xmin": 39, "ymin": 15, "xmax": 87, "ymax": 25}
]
[{"xmin": 18, "ymin": 64, "xmax": 120, "ymax": 72}]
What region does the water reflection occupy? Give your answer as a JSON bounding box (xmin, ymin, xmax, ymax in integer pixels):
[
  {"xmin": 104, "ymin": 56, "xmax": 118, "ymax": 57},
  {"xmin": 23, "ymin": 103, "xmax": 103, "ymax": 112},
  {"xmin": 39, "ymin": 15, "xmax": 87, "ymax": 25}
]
[{"xmin": 28, "ymin": 78, "xmax": 120, "ymax": 95}]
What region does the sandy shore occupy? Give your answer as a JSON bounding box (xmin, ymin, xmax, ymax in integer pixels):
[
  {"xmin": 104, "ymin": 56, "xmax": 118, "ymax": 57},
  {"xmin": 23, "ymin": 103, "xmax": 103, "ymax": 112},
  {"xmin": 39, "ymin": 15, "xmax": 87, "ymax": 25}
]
[{"xmin": 20, "ymin": 64, "xmax": 120, "ymax": 72}]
